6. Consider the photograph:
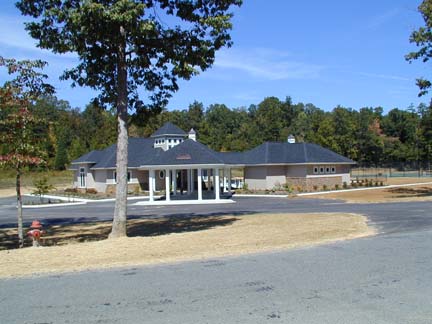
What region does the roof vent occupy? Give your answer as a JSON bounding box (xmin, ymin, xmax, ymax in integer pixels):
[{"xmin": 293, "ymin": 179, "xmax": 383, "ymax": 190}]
[
  {"xmin": 188, "ymin": 128, "xmax": 196, "ymax": 141},
  {"xmin": 287, "ymin": 134, "xmax": 295, "ymax": 144}
]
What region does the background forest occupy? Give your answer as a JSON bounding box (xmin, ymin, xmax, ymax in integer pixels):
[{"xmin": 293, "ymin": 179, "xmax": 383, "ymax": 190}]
[{"xmin": 9, "ymin": 95, "xmax": 432, "ymax": 171}]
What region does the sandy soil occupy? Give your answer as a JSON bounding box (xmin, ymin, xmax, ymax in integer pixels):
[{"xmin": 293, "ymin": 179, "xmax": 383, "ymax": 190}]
[
  {"xmin": 309, "ymin": 184, "xmax": 432, "ymax": 203},
  {"xmin": 0, "ymin": 187, "xmax": 33, "ymax": 198},
  {"xmin": 386, "ymin": 177, "xmax": 432, "ymax": 185},
  {"xmin": 0, "ymin": 213, "xmax": 373, "ymax": 278}
]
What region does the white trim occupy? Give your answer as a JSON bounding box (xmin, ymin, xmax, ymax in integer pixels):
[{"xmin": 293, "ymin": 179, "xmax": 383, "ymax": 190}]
[
  {"xmin": 306, "ymin": 174, "xmax": 345, "ymax": 178},
  {"xmin": 140, "ymin": 163, "xmax": 225, "ymax": 169}
]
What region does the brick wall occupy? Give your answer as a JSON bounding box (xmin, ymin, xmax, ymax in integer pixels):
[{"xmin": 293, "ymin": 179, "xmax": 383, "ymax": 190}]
[{"xmin": 287, "ymin": 176, "xmax": 343, "ymax": 192}]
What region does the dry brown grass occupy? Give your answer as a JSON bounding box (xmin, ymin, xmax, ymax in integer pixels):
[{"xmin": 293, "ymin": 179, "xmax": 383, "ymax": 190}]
[
  {"xmin": 309, "ymin": 184, "xmax": 432, "ymax": 203},
  {"xmin": 386, "ymin": 177, "xmax": 432, "ymax": 185},
  {"xmin": 0, "ymin": 213, "xmax": 373, "ymax": 278}
]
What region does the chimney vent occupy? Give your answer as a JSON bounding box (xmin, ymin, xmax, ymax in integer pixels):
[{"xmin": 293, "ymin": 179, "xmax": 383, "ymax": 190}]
[{"xmin": 188, "ymin": 128, "xmax": 196, "ymax": 141}]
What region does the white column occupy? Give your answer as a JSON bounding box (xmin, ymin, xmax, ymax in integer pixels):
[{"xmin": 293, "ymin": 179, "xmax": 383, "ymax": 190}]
[
  {"xmin": 228, "ymin": 168, "xmax": 232, "ymax": 194},
  {"xmin": 207, "ymin": 169, "xmax": 211, "ymax": 191},
  {"xmin": 222, "ymin": 169, "xmax": 227, "ymax": 193},
  {"xmin": 186, "ymin": 169, "xmax": 190, "ymax": 194},
  {"xmin": 213, "ymin": 171, "xmax": 216, "ymax": 195},
  {"xmin": 165, "ymin": 169, "xmax": 170, "ymax": 201},
  {"xmin": 197, "ymin": 168, "xmax": 203, "ymax": 200},
  {"xmin": 215, "ymin": 168, "xmax": 220, "ymax": 200},
  {"xmin": 172, "ymin": 169, "xmax": 177, "ymax": 196},
  {"xmin": 149, "ymin": 170, "xmax": 155, "ymax": 202},
  {"xmin": 190, "ymin": 169, "xmax": 194, "ymax": 192}
]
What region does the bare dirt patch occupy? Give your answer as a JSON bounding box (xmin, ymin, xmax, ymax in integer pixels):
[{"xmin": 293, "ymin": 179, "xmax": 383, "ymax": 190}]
[
  {"xmin": 0, "ymin": 213, "xmax": 373, "ymax": 278},
  {"xmin": 309, "ymin": 184, "xmax": 432, "ymax": 203},
  {"xmin": 386, "ymin": 177, "xmax": 432, "ymax": 185}
]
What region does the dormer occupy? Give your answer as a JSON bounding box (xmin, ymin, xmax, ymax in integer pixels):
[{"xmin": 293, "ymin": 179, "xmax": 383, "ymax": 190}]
[{"xmin": 151, "ymin": 122, "xmax": 187, "ymax": 151}]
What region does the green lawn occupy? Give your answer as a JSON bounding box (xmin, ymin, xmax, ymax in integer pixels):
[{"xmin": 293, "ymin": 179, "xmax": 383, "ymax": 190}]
[{"xmin": 0, "ymin": 169, "xmax": 73, "ymax": 190}]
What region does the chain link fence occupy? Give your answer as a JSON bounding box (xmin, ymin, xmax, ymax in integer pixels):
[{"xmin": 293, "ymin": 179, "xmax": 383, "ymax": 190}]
[{"xmin": 351, "ymin": 161, "xmax": 432, "ymax": 180}]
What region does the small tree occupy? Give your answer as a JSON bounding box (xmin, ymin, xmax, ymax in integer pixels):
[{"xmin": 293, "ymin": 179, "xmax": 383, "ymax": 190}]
[
  {"xmin": 0, "ymin": 57, "xmax": 54, "ymax": 248},
  {"xmin": 32, "ymin": 177, "xmax": 55, "ymax": 203}
]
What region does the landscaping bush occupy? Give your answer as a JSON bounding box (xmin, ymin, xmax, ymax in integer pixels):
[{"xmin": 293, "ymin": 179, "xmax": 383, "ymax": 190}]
[
  {"xmin": 335, "ymin": 184, "xmax": 340, "ymax": 190},
  {"xmin": 343, "ymin": 182, "xmax": 348, "ymax": 189},
  {"xmin": 313, "ymin": 185, "xmax": 319, "ymax": 191},
  {"xmin": 85, "ymin": 188, "xmax": 98, "ymax": 194},
  {"xmin": 322, "ymin": 184, "xmax": 328, "ymax": 191}
]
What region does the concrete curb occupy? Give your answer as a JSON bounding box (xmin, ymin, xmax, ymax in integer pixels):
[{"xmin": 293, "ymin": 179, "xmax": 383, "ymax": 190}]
[
  {"xmin": 134, "ymin": 199, "xmax": 236, "ymax": 206},
  {"xmin": 22, "ymin": 194, "xmax": 158, "ymax": 209},
  {"xmin": 234, "ymin": 194, "xmax": 288, "ymax": 198},
  {"xmin": 23, "ymin": 202, "xmax": 87, "ymax": 209}
]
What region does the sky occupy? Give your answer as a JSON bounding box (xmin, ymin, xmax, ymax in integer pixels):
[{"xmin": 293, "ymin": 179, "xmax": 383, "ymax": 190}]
[{"xmin": 0, "ymin": 0, "xmax": 428, "ymax": 112}]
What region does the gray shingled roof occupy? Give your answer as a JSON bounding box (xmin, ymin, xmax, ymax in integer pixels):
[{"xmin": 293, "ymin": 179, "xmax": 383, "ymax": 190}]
[
  {"xmin": 71, "ymin": 138, "xmax": 161, "ymax": 169},
  {"xmin": 71, "ymin": 137, "xmax": 355, "ymax": 169},
  {"xmin": 151, "ymin": 122, "xmax": 187, "ymax": 137},
  {"xmin": 239, "ymin": 142, "xmax": 355, "ymax": 165},
  {"xmin": 70, "ymin": 150, "xmax": 104, "ymax": 164},
  {"xmin": 142, "ymin": 139, "xmax": 225, "ymax": 166}
]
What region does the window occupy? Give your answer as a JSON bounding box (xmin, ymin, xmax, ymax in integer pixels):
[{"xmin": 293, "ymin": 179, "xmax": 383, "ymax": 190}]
[
  {"xmin": 162, "ymin": 139, "xmax": 165, "ymax": 143},
  {"xmin": 319, "ymin": 167, "xmax": 324, "ymax": 174},
  {"xmin": 79, "ymin": 167, "xmax": 86, "ymax": 188},
  {"xmin": 113, "ymin": 171, "xmax": 131, "ymax": 183},
  {"xmin": 313, "ymin": 166, "xmax": 319, "ymax": 174},
  {"xmin": 168, "ymin": 139, "xmax": 172, "ymax": 143},
  {"xmin": 331, "ymin": 166, "xmax": 336, "ymax": 173},
  {"xmin": 159, "ymin": 170, "xmax": 165, "ymax": 179},
  {"xmin": 326, "ymin": 167, "xmax": 330, "ymax": 173},
  {"xmin": 173, "ymin": 139, "xmax": 177, "ymax": 143}
]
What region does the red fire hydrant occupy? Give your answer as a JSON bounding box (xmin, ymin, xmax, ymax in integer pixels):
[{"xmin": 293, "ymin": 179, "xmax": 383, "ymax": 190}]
[{"xmin": 27, "ymin": 220, "xmax": 44, "ymax": 247}]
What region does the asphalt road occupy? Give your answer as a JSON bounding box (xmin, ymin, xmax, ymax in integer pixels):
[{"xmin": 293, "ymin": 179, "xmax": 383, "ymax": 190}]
[
  {"xmin": 1, "ymin": 196, "xmax": 432, "ymax": 323},
  {"xmin": 1, "ymin": 195, "xmax": 432, "ymax": 235}
]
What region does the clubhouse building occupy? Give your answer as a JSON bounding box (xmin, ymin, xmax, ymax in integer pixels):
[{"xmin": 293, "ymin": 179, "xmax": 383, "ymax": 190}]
[{"xmin": 71, "ymin": 122, "xmax": 355, "ymax": 202}]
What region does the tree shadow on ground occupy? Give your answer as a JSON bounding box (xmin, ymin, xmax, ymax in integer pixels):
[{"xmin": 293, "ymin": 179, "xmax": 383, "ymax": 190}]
[
  {"xmin": 387, "ymin": 186, "xmax": 432, "ymax": 198},
  {"xmin": 0, "ymin": 213, "xmax": 251, "ymax": 250}
]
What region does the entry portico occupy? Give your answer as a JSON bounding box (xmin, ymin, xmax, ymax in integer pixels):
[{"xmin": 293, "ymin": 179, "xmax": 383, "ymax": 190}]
[
  {"xmin": 141, "ymin": 138, "xmax": 233, "ymax": 203},
  {"xmin": 146, "ymin": 165, "xmax": 230, "ymax": 203}
]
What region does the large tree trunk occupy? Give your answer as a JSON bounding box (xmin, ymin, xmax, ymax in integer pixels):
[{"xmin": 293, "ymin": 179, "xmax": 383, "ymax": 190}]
[
  {"xmin": 110, "ymin": 25, "xmax": 128, "ymax": 238},
  {"xmin": 16, "ymin": 168, "xmax": 24, "ymax": 248}
]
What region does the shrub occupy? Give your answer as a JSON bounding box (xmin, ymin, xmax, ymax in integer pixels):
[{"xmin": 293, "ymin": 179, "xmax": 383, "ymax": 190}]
[
  {"xmin": 313, "ymin": 185, "xmax": 319, "ymax": 191},
  {"xmin": 335, "ymin": 184, "xmax": 340, "ymax": 190},
  {"xmin": 85, "ymin": 188, "xmax": 98, "ymax": 194},
  {"xmin": 352, "ymin": 183, "xmax": 358, "ymax": 188},
  {"xmin": 32, "ymin": 177, "xmax": 54, "ymax": 203},
  {"xmin": 283, "ymin": 182, "xmax": 294, "ymax": 193},
  {"xmin": 322, "ymin": 184, "xmax": 328, "ymax": 191},
  {"xmin": 64, "ymin": 187, "xmax": 78, "ymax": 193},
  {"xmin": 343, "ymin": 182, "xmax": 348, "ymax": 189},
  {"xmin": 380, "ymin": 181, "xmax": 384, "ymax": 186}
]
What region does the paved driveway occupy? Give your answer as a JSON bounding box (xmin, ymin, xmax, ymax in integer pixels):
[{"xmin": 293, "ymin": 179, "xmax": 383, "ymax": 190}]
[
  {"xmin": 1, "ymin": 196, "xmax": 432, "ymax": 323},
  {"xmin": 1, "ymin": 195, "xmax": 432, "ymax": 236}
]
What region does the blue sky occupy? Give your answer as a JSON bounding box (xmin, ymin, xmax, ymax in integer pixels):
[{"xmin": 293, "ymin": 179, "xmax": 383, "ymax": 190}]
[{"xmin": 0, "ymin": 0, "xmax": 428, "ymax": 112}]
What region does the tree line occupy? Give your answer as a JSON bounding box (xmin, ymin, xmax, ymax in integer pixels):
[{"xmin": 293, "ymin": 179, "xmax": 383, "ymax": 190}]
[{"xmin": 22, "ymin": 95, "xmax": 432, "ymax": 170}]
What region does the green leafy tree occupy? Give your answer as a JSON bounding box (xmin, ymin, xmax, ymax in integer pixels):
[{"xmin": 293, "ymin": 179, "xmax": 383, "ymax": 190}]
[
  {"xmin": 0, "ymin": 57, "xmax": 54, "ymax": 248},
  {"xmin": 54, "ymin": 132, "xmax": 69, "ymax": 170},
  {"xmin": 18, "ymin": 0, "xmax": 242, "ymax": 238},
  {"xmin": 406, "ymin": 0, "xmax": 432, "ymax": 96}
]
